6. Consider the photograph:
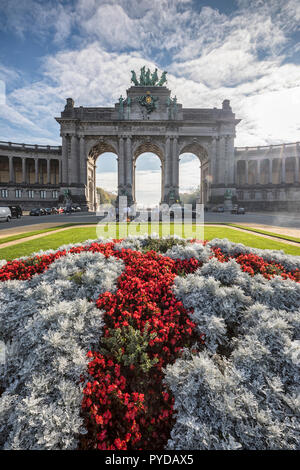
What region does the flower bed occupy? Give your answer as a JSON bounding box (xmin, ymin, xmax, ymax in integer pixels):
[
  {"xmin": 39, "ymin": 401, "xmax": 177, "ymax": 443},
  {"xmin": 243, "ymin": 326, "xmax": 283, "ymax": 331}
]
[{"xmin": 0, "ymin": 236, "xmax": 299, "ymax": 450}]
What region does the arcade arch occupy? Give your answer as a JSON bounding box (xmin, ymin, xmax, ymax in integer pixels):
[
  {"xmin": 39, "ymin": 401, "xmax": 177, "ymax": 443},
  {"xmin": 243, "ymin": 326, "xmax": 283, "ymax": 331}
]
[
  {"xmin": 133, "ymin": 141, "xmax": 164, "ymax": 207},
  {"xmin": 134, "ymin": 152, "xmax": 162, "ymax": 208},
  {"xmin": 87, "ymin": 141, "xmax": 118, "ymax": 211}
]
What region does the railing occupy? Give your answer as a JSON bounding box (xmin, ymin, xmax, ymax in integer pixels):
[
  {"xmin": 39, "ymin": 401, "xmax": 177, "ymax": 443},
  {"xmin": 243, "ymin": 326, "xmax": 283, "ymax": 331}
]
[
  {"xmin": 0, "ymin": 141, "xmax": 61, "ymax": 151},
  {"xmin": 235, "ymin": 142, "xmax": 299, "ymax": 151}
]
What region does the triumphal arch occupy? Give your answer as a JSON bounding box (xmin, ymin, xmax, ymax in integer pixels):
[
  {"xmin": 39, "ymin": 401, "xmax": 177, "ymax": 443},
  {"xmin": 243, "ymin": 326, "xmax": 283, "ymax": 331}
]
[{"xmin": 55, "ymin": 67, "xmax": 240, "ymax": 210}]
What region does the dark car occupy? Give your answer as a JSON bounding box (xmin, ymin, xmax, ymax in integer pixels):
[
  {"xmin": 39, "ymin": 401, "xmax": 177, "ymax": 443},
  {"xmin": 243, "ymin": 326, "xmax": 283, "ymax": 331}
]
[
  {"xmin": 237, "ymin": 207, "xmax": 245, "ymax": 214},
  {"xmin": 51, "ymin": 207, "xmax": 58, "ymax": 214},
  {"xmin": 9, "ymin": 205, "xmax": 22, "ymax": 218},
  {"xmin": 44, "ymin": 208, "xmax": 52, "ymax": 215},
  {"xmin": 217, "ymin": 206, "xmax": 224, "ymax": 213},
  {"xmin": 231, "ymin": 205, "xmax": 238, "ymax": 214},
  {"xmin": 30, "ymin": 208, "xmax": 44, "ymax": 216}
]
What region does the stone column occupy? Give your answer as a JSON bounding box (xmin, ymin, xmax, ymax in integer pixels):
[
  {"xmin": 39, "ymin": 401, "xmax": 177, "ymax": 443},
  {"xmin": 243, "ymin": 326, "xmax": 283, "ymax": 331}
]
[
  {"xmin": 70, "ymin": 135, "xmax": 78, "ymax": 184},
  {"xmin": 268, "ymin": 159, "xmax": 272, "ymax": 184},
  {"xmin": 58, "ymin": 159, "xmax": 62, "ymax": 184},
  {"xmin": 47, "ymin": 159, "xmax": 51, "ymax": 184},
  {"xmin": 79, "ymin": 137, "xmax": 87, "ymax": 185},
  {"xmin": 281, "ymin": 158, "xmax": 286, "ymax": 183},
  {"xmin": 226, "ymin": 136, "xmax": 235, "ymax": 185},
  {"xmin": 200, "ymin": 163, "xmax": 204, "ymax": 203},
  {"xmin": 217, "ymin": 136, "xmax": 226, "ymax": 184},
  {"xmin": 256, "ymin": 159, "xmax": 261, "ymax": 184},
  {"xmin": 9, "ymin": 156, "xmax": 14, "ymax": 183},
  {"xmin": 161, "ymin": 161, "xmax": 164, "ymax": 202},
  {"xmin": 164, "ymin": 137, "xmax": 171, "ymax": 199},
  {"xmin": 35, "ymin": 158, "xmax": 39, "ymax": 184},
  {"xmin": 245, "ymin": 160, "xmax": 248, "ymax": 185},
  {"xmin": 118, "ymin": 136, "xmax": 125, "ymax": 194},
  {"xmin": 210, "ymin": 137, "xmax": 217, "ymax": 185},
  {"xmin": 172, "ymin": 137, "xmax": 179, "ymax": 195},
  {"xmin": 126, "ymin": 136, "xmax": 133, "ymax": 202},
  {"xmin": 61, "ymin": 135, "xmax": 68, "ymax": 184},
  {"xmin": 22, "ymin": 157, "xmax": 26, "ymax": 183},
  {"xmin": 295, "ymin": 156, "xmax": 299, "ymax": 183},
  {"xmin": 220, "ymin": 136, "xmax": 226, "ymax": 185},
  {"xmin": 93, "ymin": 163, "xmax": 97, "ymax": 211},
  {"xmin": 133, "ymin": 161, "xmax": 136, "ymax": 202}
]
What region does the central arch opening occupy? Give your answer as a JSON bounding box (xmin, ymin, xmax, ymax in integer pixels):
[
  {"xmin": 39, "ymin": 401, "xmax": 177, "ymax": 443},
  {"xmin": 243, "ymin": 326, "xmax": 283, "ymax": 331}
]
[
  {"xmin": 179, "ymin": 153, "xmax": 201, "ymax": 206},
  {"xmin": 179, "ymin": 143, "xmax": 208, "ymax": 205},
  {"xmin": 134, "ymin": 152, "xmax": 161, "ymax": 209},
  {"xmin": 89, "ymin": 141, "xmax": 119, "ymax": 211},
  {"xmin": 95, "ymin": 152, "xmax": 118, "ymax": 208}
]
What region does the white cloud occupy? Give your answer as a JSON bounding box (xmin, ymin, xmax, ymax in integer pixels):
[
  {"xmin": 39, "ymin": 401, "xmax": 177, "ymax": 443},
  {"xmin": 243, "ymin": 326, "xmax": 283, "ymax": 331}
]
[{"xmin": 1, "ymin": 0, "xmax": 299, "ymax": 149}]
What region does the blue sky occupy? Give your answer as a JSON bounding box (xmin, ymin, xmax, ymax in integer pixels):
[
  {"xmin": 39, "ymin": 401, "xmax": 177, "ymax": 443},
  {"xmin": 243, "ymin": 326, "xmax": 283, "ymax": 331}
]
[{"xmin": 0, "ymin": 0, "xmax": 299, "ymax": 204}]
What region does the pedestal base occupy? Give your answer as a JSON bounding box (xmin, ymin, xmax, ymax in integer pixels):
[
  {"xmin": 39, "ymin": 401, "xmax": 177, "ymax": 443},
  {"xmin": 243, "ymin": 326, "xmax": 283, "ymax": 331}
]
[{"xmin": 224, "ymin": 198, "xmax": 233, "ymax": 211}]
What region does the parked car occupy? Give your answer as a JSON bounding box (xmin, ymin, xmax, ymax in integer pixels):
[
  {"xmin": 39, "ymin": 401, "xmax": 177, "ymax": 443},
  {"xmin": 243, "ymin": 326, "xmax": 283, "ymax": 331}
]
[
  {"xmin": 9, "ymin": 205, "xmax": 22, "ymax": 218},
  {"xmin": 57, "ymin": 207, "xmax": 64, "ymax": 214},
  {"xmin": 217, "ymin": 206, "xmax": 224, "ymax": 213},
  {"xmin": 0, "ymin": 206, "xmax": 12, "ymax": 222},
  {"xmin": 29, "ymin": 208, "xmax": 44, "ymax": 216},
  {"xmin": 211, "ymin": 206, "xmax": 219, "ymax": 212},
  {"xmin": 231, "ymin": 205, "xmax": 238, "ymax": 214},
  {"xmin": 237, "ymin": 207, "xmax": 245, "ymax": 214},
  {"xmin": 44, "ymin": 208, "xmax": 52, "ymax": 215},
  {"xmin": 51, "ymin": 207, "xmax": 58, "ymax": 214}
]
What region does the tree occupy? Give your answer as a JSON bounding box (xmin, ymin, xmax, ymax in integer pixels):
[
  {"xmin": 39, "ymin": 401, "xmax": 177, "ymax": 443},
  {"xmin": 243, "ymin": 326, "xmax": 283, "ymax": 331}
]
[{"xmin": 96, "ymin": 187, "xmax": 117, "ymax": 205}]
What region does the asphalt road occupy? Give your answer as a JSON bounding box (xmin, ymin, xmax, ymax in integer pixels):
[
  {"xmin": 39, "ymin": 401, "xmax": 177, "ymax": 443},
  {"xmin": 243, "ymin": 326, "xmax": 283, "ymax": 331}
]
[{"xmin": 1, "ymin": 210, "xmax": 300, "ymax": 231}]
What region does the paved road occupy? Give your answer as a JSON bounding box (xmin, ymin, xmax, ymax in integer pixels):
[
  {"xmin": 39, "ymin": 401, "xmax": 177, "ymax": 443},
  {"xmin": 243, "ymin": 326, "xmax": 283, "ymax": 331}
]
[{"xmin": 0, "ymin": 210, "xmax": 300, "ymax": 231}]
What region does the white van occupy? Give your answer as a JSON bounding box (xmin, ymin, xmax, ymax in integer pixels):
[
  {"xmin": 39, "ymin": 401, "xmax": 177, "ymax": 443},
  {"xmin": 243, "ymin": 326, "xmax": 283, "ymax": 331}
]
[{"xmin": 0, "ymin": 207, "xmax": 12, "ymax": 222}]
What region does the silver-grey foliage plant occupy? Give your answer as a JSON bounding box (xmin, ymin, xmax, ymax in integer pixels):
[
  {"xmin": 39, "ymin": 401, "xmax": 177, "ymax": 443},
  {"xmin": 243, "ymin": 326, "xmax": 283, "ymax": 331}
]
[
  {"xmin": 0, "ymin": 249, "xmax": 124, "ymax": 449},
  {"xmin": 164, "ymin": 245, "xmax": 300, "ymax": 450}
]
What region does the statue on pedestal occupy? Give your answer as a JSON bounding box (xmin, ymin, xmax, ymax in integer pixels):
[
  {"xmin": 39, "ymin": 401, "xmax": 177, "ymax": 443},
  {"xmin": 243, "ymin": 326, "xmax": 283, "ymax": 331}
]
[
  {"xmin": 118, "ymin": 95, "xmax": 124, "ymax": 119},
  {"xmin": 223, "ymin": 189, "xmax": 233, "ymax": 212}
]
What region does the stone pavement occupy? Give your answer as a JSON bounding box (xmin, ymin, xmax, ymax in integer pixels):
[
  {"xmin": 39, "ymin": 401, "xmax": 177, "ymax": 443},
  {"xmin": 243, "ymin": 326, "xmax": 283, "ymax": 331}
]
[{"xmin": 233, "ymin": 223, "xmax": 300, "ymax": 239}]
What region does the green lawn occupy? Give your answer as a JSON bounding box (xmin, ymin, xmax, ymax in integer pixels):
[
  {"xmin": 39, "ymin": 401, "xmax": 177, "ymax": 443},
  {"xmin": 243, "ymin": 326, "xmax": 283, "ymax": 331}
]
[
  {"xmin": 0, "ymin": 222, "xmax": 97, "ymax": 245},
  {"xmin": 0, "ymin": 223, "xmax": 299, "ymax": 261}
]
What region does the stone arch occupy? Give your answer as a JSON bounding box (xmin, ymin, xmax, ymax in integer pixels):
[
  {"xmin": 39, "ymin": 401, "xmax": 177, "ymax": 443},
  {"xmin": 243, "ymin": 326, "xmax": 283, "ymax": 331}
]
[
  {"xmin": 179, "ymin": 141, "xmax": 208, "ymax": 162},
  {"xmin": 132, "ymin": 140, "xmax": 164, "ymax": 204},
  {"xmin": 133, "ymin": 140, "xmax": 164, "ymax": 162},
  {"xmin": 87, "ymin": 139, "xmax": 118, "ymax": 160},
  {"xmin": 179, "ymin": 141, "xmax": 209, "ymax": 204},
  {"xmin": 86, "ymin": 139, "xmax": 119, "ymax": 211}
]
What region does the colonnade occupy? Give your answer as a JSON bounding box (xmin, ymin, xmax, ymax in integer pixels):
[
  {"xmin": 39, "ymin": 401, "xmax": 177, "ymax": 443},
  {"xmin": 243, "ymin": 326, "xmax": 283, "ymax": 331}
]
[
  {"xmin": 236, "ymin": 155, "xmax": 300, "ymax": 185},
  {"xmin": 0, "ymin": 155, "xmax": 60, "ymax": 185}
]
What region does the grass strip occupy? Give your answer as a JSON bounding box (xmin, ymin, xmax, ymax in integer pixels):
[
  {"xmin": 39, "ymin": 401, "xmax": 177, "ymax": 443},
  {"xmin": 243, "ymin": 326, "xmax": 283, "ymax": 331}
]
[
  {"xmin": 0, "ymin": 222, "xmax": 99, "ymax": 245},
  {"xmin": 0, "ymin": 224, "xmax": 299, "ymax": 261}
]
